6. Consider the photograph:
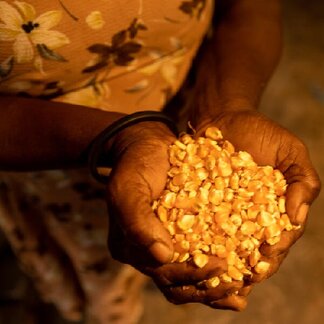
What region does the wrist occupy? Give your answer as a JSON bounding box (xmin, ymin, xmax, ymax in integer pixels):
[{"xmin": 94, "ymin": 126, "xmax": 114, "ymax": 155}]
[
  {"xmin": 88, "ymin": 112, "xmax": 178, "ymax": 183},
  {"xmin": 111, "ymin": 121, "xmax": 176, "ymax": 161},
  {"xmin": 191, "ymin": 92, "xmax": 255, "ymax": 131}
]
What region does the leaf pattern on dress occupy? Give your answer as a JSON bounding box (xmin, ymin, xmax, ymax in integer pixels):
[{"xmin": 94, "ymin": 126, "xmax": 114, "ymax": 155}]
[
  {"xmin": 179, "ymin": 0, "xmax": 206, "ymax": 19},
  {"xmin": 82, "ymin": 18, "xmax": 146, "ymax": 73},
  {"xmin": 0, "ymin": 56, "xmax": 14, "ymax": 78}
]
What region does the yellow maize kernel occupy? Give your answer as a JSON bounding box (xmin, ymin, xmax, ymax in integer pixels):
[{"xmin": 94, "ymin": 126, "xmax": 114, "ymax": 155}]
[
  {"xmin": 214, "ymin": 244, "xmax": 227, "ymax": 258},
  {"xmin": 171, "ymin": 252, "xmax": 180, "ymax": 263},
  {"xmin": 240, "ymin": 221, "xmax": 257, "ymax": 236},
  {"xmin": 264, "ymin": 223, "xmax": 281, "ymax": 239},
  {"xmin": 174, "ymin": 234, "xmax": 185, "ymax": 242},
  {"xmin": 237, "ymin": 188, "xmax": 254, "ymax": 199},
  {"xmin": 178, "ymin": 252, "xmax": 190, "ymax": 263},
  {"xmin": 249, "ymin": 250, "xmax": 261, "ymax": 267},
  {"xmin": 253, "ymin": 228, "xmax": 265, "ymax": 240},
  {"xmin": 168, "ymin": 181, "xmax": 180, "ymax": 192},
  {"xmin": 280, "ymin": 214, "xmax": 293, "ymax": 231},
  {"xmin": 160, "ymin": 191, "xmax": 176, "ymax": 209},
  {"xmin": 266, "ymin": 236, "xmax": 281, "ymax": 245},
  {"xmin": 221, "ymin": 221, "xmax": 238, "ymax": 236},
  {"xmin": 174, "ymin": 140, "xmax": 187, "ymax": 150},
  {"xmin": 253, "ymin": 191, "xmax": 269, "ymax": 204},
  {"xmin": 247, "ymin": 180, "xmax": 263, "ymax": 192},
  {"xmin": 240, "ymin": 239, "xmax": 255, "ymax": 252},
  {"xmin": 157, "ymin": 205, "xmax": 168, "ymax": 223},
  {"xmin": 180, "ymin": 240, "xmax": 190, "ymax": 251},
  {"xmin": 172, "ymin": 173, "xmax": 188, "ymax": 186},
  {"xmin": 217, "ymin": 158, "xmax": 232, "ymax": 177},
  {"xmin": 176, "ymin": 150, "xmax": 186, "ymax": 161},
  {"xmin": 230, "ymin": 214, "xmax": 242, "ymax": 227},
  {"xmin": 257, "ymin": 210, "xmax": 276, "ymax": 227},
  {"xmin": 278, "ymin": 196, "xmax": 286, "ymax": 214},
  {"xmin": 202, "ymin": 232, "xmax": 213, "ymax": 245},
  {"xmin": 205, "ymin": 155, "xmax": 216, "ymax": 171},
  {"xmin": 186, "ymin": 233, "xmax": 201, "ymax": 242},
  {"xmin": 180, "ymin": 134, "xmax": 194, "ymax": 145},
  {"xmin": 183, "ymin": 180, "xmax": 200, "ymax": 192},
  {"xmin": 227, "ymin": 251, "xmax": 238, "ymax": 265},
  {"xmin": 201, "ymin": 245, "xmax": 210, "ymax": 253},
  {"xmin": 193, "ymin": 253, "xmax": 209, "ymax": 268},
  {"xmin": 205, "ymin": 127, "xmax": 223, "ymax": 141},
  {"xmin": 220, "ymin": 273, "xmax": 232, "ymax": 283},
  {"xmin": 222, "ymin": 140, "xmax": 235, "ymax": 154},
  {"xmin": 254, "ymin": 261, "xmax": 270, "ymax": 274},
  {"xmin": 166, "ymin": 222, "xmax": 176, "ymax": 236},
  {"xmin": 247, "ymin": 205, "xmax": 260, "ymax": 220},
  {"xmin": 209, "ymin": 189, "xmax": 224, "ymax": 205},
  {"xmin": 228, "ymin": 265, "xmax": 243, "ymax": 281},
  {"xmin": 223, "ymin": 188, "xmax": 234, "ymax": 202},
  {"xmin": 177, "ymin": 214, "xmax": 195, "ymax": 231},
  {"xmin": 196, "ymin": 168, "xmax": 209, "ymax": 181},
  {"xmin": 205, "ymin": 276, "xmax": 220, "ymax": 288},
  {"xmin": 250, "ymin": 237, "xmax": 260, "ymax": 248},
  {"xmin": 197, "ymin": 145, "xmax": 210, "ymax": 159},
  {"xmin": 186, "ymin": 143, "xmax": 198, "ymax": 156},
  {"xmin": 225, "ymin": 237, "xmax": 237, "ymax": 252},
  {"xmin": 197, "ymin": 187, "xmax": 209, "ymax": 205}
]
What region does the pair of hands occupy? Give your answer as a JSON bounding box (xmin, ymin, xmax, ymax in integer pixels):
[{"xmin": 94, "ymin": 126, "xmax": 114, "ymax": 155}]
[{"xmin": 106, "ymin": 109, "xmax": 320, "ymax": 310}]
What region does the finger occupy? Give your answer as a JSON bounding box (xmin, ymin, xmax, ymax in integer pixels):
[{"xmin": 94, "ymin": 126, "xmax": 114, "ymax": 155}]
[
  {"xmin": 248, "ymin": 251, "xmax": 288, "ymax": 283},
  {"xmin": 209, "ymin": 294, "xmax": 248, "ymax": 311},
  {"xmin": 279, "ymin": 145, "xmax": 321, "ymax": 225},
  {"xmin": 160, "ymin": 281, "xmax": 243, "ymax": 305},
  {"xmin": 107, "ymin": 166, "xmax": 174, "ymax": 264},
  {"xmin": 146, "ymin": 256, "xmax": 228, "ymax": 286},
  {"xmin": 260, "ymin": 226, "xmax": 304, "ymax": 257},
  {"xmin": 238, "ymin": 285, "xmax": 253, "ymax": 297}
]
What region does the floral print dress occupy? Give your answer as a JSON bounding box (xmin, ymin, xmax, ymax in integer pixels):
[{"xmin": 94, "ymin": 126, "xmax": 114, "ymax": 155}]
[{"xmin": 0, "ymin": 1, "xmax": 214, "ymax": 323}]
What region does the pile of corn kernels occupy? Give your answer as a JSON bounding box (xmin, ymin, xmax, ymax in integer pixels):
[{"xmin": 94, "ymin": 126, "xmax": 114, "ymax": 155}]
[{"xmin": 152, "ymin": 127, "xmax": 300, "ymax": 288}]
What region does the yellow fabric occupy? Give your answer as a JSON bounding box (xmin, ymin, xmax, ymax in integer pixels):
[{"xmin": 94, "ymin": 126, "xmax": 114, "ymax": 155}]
[{"xmin": 0, "ymin": 0, "xmax": 213, "ymax": 113}]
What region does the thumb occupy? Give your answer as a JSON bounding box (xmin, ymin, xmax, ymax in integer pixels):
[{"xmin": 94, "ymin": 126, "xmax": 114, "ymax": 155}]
[
  {"xmin": 282, "ymin": 149, "xmax": 321, "ymax": 225},
  {"xmin": 107, "ymin": 171, "xmax": 174, "ymax": 264}
]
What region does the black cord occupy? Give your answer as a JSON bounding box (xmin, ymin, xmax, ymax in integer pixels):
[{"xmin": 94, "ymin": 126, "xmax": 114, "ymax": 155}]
[{"xmin": 88, "ymin": 111, "xmax": 178, "ymax": 184}]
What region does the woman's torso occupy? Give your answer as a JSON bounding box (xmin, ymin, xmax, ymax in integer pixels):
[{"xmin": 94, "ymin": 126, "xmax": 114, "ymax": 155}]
[{"xmin": 0, "ymin": 0, "xmax": 214, "ymax": 113}]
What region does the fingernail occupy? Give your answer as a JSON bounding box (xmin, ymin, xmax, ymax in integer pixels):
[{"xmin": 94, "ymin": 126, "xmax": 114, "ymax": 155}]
[
  {"xmin": 149, "ymin": 242, "xmax": 173, "ymax": 264},
  {"xmin": 295, "ymin": 203, "xmax": 309, "ymax": 225}
]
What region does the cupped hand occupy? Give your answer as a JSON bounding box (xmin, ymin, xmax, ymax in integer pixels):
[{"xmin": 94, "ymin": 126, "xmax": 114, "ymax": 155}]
[
  {"xmin": 106, "ymin": 121, "xmax": 247, "ymax": 310},
  {"xmin": 196, "ymin": 109, "xmax": 321, "ymax": 283}
]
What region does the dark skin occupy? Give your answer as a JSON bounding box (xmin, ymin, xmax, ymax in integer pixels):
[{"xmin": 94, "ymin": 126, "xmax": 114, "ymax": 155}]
[{"xmin": 0, "ymin": 0, "xmax": 321, "ymax": 312}]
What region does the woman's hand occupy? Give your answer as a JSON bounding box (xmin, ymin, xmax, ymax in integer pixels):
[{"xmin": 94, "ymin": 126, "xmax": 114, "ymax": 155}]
[
  {"xmin": 196, "ymin": 109, "xmax": 321, "ymax": 283},
  {"xmin": 106, "ymin": 121, "xmax": 249, "ymax": 310}
]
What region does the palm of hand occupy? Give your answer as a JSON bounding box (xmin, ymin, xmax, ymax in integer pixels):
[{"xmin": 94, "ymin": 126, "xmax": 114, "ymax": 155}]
[{"xmin": 198, "ymin": 110, "xmax": 320, "ymax": 278}]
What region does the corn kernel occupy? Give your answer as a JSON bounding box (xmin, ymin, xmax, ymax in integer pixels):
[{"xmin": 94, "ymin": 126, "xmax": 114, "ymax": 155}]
[
  {"xmin": 254, "ymin": 261, "xmax": 270, "ymax": 274},
  {"xmin": 205, "ymin": 276, "xmax": 220, "ymax": 288},
  {"xmin": 177, "ymin": 214, "xmax": 195, "ymax": 231},
  {"xmin": 193, "ymin": 253, "xmax": 209, "ymax": 268},
  {"xmin": 205, "ymin": 127, "xmax": 223, "ymax": 141},
  {"xmin": 228, "ymin": 265, "xmax": 243, "ymax": 281}
]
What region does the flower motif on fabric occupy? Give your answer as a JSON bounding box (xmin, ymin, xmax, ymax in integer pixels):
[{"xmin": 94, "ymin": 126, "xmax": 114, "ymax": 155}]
[
  {"xmin": 0, "ymin": 1, "xmax": 69, "ymax": 75},
  {"xmin": 179, "ymin": 0, "xmax": 207, "ymax": 19},
  {"xmin": 83, "ymin": 18, "xmax": 147, "ymax": 73}
]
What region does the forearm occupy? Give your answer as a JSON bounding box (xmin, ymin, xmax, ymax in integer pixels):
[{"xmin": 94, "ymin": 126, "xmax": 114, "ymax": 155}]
[
  {"xmin": 192, "ymin": 0, "xmax": 282, "ymax": 126},
  {"xmin": 0, "ymin": 96, "xmax": 124, "ymax": 170}
]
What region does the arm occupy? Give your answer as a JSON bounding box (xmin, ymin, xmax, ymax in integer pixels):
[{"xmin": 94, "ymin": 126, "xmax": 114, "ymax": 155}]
[
  {"xmin": 189, "ymin": 0, "xmax": 320, "ymax": 285},
  {"xmin": 0, "ymin": 95, "xmax": 124, "ymax": 170},
  {"xmin": 192, "ymin": 0, "xmax": 282, "ymax": 126}
]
